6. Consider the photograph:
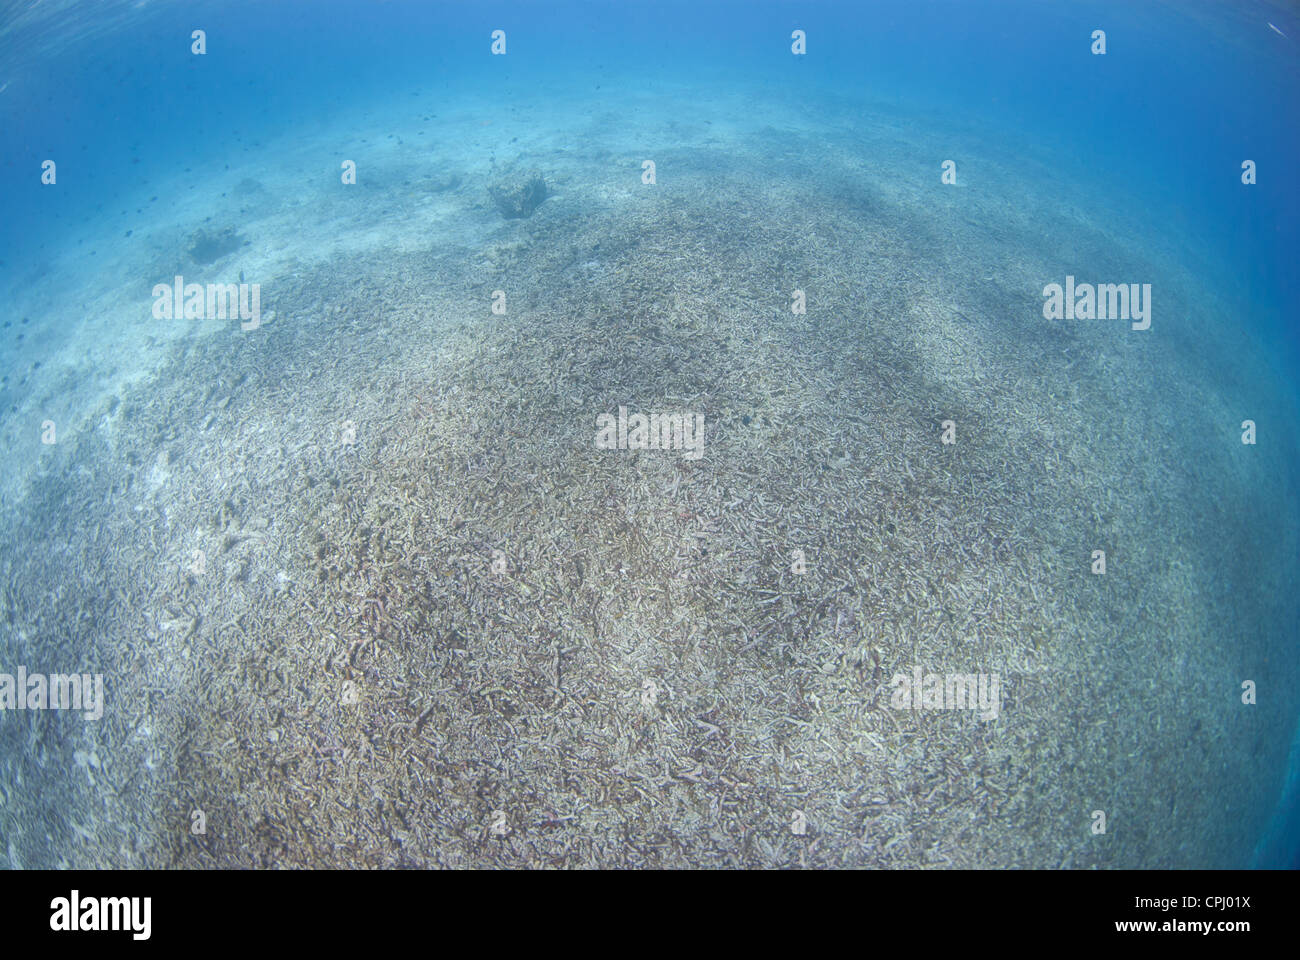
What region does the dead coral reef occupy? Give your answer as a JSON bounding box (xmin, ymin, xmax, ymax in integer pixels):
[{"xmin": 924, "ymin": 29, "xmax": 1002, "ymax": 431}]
[{"xmin": 488, "ymin": 168, "xmax": 548, "ymax": 219}]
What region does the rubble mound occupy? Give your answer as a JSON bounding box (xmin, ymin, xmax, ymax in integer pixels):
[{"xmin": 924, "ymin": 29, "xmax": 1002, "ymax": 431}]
[{"xmin": 488, "ymin": 169, "xmax": 548, "ymax": 219}]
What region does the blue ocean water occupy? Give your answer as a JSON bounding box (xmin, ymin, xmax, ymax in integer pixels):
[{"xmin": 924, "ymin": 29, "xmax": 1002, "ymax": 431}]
[{"xmin": 0, "ymin": 0, "xmax": 1297, "ymax": 870}]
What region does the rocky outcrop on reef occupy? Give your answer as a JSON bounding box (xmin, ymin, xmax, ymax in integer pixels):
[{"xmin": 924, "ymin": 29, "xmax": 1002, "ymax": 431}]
[{"xmin": 487, "ymin": 169, "xmax": 548, "ymax": 219}]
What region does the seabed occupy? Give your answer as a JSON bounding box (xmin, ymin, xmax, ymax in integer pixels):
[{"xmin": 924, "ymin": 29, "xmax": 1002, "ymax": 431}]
[{"xmin": 0, "ymin": 89, "xmax": 1294, "ymax": 869}]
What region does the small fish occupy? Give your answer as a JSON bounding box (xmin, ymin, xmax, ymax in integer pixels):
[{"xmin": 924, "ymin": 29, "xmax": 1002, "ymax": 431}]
[{"xmin": 1268, "ymin": 22, "xmax": 1288, "ymax": 39}]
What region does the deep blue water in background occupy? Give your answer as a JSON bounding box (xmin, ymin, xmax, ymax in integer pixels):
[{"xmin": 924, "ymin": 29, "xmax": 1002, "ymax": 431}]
[{"xmin": 1, "ymin": 0, "xmax": 1297, "ymax": 867}]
